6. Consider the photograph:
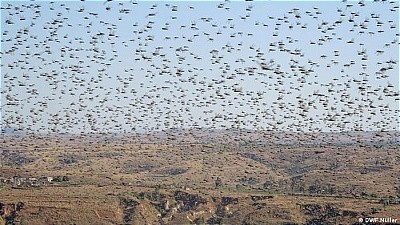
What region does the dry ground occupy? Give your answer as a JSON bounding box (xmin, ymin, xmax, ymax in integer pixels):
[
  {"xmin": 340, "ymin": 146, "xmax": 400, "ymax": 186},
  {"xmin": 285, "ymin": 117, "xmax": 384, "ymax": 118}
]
[{"xmin": 0, "ymin": 132, "xmax": 399, "ymax": 224}]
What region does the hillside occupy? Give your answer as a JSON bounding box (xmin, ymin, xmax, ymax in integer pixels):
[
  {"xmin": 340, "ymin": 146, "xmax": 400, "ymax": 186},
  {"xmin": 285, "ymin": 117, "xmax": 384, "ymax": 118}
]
[{"xmin": 1, "ymin": 131, "xmax": 399, "ymax": 224}]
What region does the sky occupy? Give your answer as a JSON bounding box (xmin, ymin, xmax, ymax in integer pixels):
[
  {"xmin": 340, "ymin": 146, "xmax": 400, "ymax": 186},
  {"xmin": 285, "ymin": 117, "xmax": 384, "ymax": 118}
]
[{"xmin": 1, "ymin": 0, "xmax": 399, "ymax": 134}]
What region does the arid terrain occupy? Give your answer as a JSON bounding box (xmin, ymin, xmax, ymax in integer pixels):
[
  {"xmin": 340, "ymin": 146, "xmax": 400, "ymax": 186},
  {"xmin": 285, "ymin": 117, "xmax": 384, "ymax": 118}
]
[
  {"xmin": 0, "ymin": 130, "xmax": 399, "ymax": 225},
  {"xmin": 1, "ymin": 0, "xmax": 399, "ymax": 224}
]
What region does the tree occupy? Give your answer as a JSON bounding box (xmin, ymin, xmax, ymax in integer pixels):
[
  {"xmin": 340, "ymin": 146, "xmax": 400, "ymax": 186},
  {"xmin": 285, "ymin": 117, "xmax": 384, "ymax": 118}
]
[
  {"xmin": 194, "ymin": 217, "xmax": 205, "ymax": 225},
  {"xmin": 215, "ymin": 177, "xmax": 222, "ymax": 189},
  {"xmin": 308, "ymin": 185, "xmax": 318, "ymax": 194},
  {"xmin": 263, "ymin": 180, "xmax": 273, "ymax": 190},
  {"xmin": 326, "ymin": 184, "xmax": 336, "ymax": 195},
  {"xmin": 290, "ymin": 176, "xmax": 305, "ymax": 193},
  {"xmin": 396, "ymin": 183, "xmax": 400, "ymax": 199}
]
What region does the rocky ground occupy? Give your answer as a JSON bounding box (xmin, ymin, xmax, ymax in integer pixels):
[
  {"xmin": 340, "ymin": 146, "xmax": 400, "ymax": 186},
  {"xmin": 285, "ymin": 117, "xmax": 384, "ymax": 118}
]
[{"xmin": 0, "ymin": 131, "xmax": 399, "ymax": 224}]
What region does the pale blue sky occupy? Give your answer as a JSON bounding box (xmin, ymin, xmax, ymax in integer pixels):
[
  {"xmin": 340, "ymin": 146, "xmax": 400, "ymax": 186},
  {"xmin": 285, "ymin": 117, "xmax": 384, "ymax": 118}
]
[{"xmin": 1, "ymin": 0, "xmax": 399, "ymax": 133}]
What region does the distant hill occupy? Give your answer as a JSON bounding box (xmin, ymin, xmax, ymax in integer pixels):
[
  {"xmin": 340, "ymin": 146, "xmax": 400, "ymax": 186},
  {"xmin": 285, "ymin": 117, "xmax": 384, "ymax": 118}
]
[
  {"xmin": 2, "ymin": 128, "xmax": 398, "ymax": 147},
  {"xmin": 2, "ymin": 127, "xmax": 26, "ymax": 136}
]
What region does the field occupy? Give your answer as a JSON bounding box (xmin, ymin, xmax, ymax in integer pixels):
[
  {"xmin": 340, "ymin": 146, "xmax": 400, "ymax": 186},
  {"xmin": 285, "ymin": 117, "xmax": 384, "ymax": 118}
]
[{"xmin": 0, "ymin": 131, "xmax": 399, "ymax": 224}]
